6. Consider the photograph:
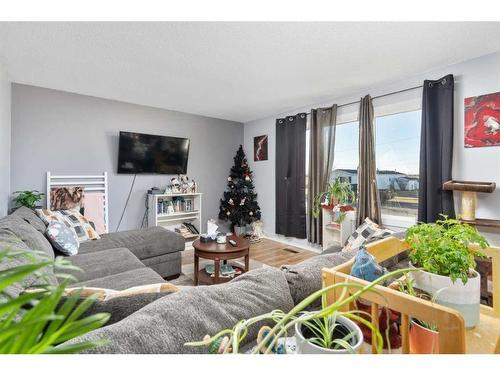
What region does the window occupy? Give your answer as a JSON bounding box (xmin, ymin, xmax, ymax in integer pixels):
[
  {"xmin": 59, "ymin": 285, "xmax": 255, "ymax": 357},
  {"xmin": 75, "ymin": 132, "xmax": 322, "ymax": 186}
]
[
  {"xmin": 375, "ymin": 110, "xmax": 421, "ymax": 223},
  {"xmin": 330, "ymin": 121, "xmax": 359, "ymax": 195}
]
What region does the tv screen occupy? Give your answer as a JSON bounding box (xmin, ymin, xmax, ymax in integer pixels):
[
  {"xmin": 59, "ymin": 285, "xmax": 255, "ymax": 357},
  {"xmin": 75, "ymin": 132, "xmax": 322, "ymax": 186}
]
[{"xmin": 117, "ymin": 131, "xmax": 190, "ymax": 174}]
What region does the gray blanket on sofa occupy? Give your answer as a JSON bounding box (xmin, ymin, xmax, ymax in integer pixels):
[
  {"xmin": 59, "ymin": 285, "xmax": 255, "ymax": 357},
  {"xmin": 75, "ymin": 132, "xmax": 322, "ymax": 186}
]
[{"xmin": 63, "ymin": 267, "xmax": 295, "ymax": 354}]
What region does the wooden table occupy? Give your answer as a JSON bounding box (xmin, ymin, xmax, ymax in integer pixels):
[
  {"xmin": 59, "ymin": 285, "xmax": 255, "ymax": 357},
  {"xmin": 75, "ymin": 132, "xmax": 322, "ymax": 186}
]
[
  {"xmin": 322, "ymin": 236, "xmax": 500, "ymax": 354},
  {"xmin": 192, "ymin": 236, "xmax": 250, "ymax": 286}
]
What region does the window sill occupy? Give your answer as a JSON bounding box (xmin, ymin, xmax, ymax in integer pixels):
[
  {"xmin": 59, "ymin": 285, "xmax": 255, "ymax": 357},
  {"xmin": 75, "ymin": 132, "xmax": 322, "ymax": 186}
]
[{"xmin": 381, "ymin": 213, "xmax": 416, "ymax": 229}]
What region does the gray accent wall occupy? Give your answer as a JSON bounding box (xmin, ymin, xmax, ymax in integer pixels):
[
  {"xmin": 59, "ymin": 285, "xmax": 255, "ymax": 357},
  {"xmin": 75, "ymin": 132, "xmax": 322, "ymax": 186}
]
[
  {"xmin": 0, "ymin": 67, "xmax": 11, "ymax": 217},
  {"xmin": 11, "ymin": 84, "xmax": 243, "ymax": 231}
]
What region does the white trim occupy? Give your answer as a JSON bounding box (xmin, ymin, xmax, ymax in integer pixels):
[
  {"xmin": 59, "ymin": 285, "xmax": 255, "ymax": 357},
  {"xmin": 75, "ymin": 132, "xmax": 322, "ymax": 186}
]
[
  {"xmin": 46, "ymin": 171, "xmax": 109, "ymax": 233},
  {"xmin": 381, "ymin": 213, "xmax": 416, "ymax": 229}
]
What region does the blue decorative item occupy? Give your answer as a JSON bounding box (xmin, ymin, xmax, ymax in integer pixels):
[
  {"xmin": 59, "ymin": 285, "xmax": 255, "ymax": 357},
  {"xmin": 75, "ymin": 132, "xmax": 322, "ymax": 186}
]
[{"xmin": 350, "ymin": 246, "xmax": 386, "ymax": 282}]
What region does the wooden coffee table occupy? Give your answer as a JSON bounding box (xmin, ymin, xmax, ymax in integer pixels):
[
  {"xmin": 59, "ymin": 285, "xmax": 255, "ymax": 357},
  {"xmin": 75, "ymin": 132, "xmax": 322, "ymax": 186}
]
[{"xmin": 192, "ymin": 236, "xmax": 250, "ymax": 286}]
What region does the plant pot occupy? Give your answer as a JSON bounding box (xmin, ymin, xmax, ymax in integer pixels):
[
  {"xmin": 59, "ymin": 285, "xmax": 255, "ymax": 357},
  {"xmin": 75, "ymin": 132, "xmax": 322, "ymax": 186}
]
[
  {"xmin": 233, "ymin": 225, "xmax": 246, "ymax": 237},
  {"xmin": 294, "ymin": 315, "xmax": 363, "ymax": 354},
  {"xmin": 410, "ymin": 265, "xmax": 481, "ymax": 328},
  {"xmin": 409, "ymin": 319, "xmax": 439, "ymax": 354}
]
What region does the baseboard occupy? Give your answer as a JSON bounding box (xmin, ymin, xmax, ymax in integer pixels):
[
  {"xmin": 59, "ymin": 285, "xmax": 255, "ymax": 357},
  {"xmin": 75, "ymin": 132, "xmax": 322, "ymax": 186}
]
[{"xmin": 262, "ymin": 234, "xmax": 322, "ymax": 254}]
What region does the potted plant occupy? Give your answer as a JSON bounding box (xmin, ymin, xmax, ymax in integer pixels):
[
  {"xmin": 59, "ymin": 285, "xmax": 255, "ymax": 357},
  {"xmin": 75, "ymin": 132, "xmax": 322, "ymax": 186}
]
[
  {"xmin": 397, "ymin": 277, "xmax": 439, "ymax": 354},
  {"xmin": 312, "ymin": 178, "xmax": 355, "ymax": 219},
  {"xmin": 294, "ymin": 313, "xmax": 363, "ymax": 354},
  {"xmin": 405, "ymin": 216, "xmax": 488, "ymax": 328},
  {"xmin": 13, "ymin": 190, "xmax": 45, "ymax": 209},
  {"xmin": 185, "ymin": 268, "xmax": 411, "ymax": 354}
]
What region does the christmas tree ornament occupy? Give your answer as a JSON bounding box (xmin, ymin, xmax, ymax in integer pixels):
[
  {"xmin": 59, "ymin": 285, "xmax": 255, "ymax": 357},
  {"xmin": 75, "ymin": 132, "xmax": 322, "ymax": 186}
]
[
  {"xmin": 245, "ymin": 176, "xmax": 251, "ymax": 181},
  {"xmin": 227, "ymin": 177, "xmax": 232, "ymax": 181},
  {"xmin": 249, "ymin": 211, "xmax": 253, "ymax": 216},
  {"xmin": 226, "ymin": 211, "xmax": 230, "ymax": 216},
  {"xmin": 229, "ymin": 198, "xmax": 234, "ymax": 205}
]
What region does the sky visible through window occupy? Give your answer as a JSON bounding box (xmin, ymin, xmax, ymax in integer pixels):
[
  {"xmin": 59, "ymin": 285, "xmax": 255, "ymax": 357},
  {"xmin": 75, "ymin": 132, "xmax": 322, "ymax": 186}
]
[
  {"xmin": 376, "ymin": 110, "xmax": 421, "ymax": 175},
  {"xmin": 331, "ymin": 110, "xmax": 421, "ymax": 174}
]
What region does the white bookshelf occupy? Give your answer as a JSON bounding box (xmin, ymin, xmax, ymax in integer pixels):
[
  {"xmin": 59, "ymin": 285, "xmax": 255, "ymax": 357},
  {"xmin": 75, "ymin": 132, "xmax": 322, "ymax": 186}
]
[
  {"xmin": 321, "ymin": 207, "xmax": 356, "ymax": 251},
  {"xmin": 147, "ymin": 193, "xmax": 202, "ymax": 250}
]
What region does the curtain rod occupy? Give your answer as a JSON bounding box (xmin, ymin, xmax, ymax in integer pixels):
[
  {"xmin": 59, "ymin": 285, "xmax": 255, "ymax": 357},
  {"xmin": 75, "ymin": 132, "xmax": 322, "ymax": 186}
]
[{"xmin": 306, "ymin": 84, "xmax": 423, "ymax": 115}]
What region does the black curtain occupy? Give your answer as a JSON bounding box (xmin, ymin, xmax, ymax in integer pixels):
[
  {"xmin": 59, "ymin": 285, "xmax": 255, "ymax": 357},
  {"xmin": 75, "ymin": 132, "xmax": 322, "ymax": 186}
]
[
  {"xmin": 276, "ymin": 113, "xmax": 307, "ymax": 238},
  {"xmin": 418, "ymin": 74, "xmax": 455, "ymax": 223}
]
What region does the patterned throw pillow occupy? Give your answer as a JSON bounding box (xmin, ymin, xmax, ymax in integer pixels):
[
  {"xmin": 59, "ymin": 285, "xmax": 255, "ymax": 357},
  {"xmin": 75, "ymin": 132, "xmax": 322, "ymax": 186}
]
[
  {"xmin": 45, "ymin": 221, "xmax": 79, "ymax": 256},
  {"xmin": 343, "ymin": 218, "xmax": 380, "ymax": 251},
  {"xmin": 36, "ymin": 209, "xmax": 100, "ymax": 242}
]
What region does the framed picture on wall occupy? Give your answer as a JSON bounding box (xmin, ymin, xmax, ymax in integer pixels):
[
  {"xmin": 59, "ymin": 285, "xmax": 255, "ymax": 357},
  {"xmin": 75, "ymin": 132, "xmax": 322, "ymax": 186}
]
[
  {"xmin": 464, "ymin": 91, "xmax": 500, "ymax": 148},
  {"xmin": 254, "ymin": 135, "xmax": 268, "ymax": 161}
]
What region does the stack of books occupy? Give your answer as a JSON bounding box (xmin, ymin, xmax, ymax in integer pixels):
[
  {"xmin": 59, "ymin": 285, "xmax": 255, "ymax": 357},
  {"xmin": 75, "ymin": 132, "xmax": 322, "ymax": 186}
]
[{"xmin": 175, "ymin": 226, "xmax": 198, "ymax": 240}]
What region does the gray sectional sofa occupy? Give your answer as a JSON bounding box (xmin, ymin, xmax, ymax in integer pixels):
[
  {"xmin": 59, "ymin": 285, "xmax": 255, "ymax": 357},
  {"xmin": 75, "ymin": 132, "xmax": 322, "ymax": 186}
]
[
  {"xmin": 1, "ymin": 206, "xmax": 361, "ymax": 354},
  {"xmin": 0, "ymin": 206, "xmax": 185, "ymax": 290}
]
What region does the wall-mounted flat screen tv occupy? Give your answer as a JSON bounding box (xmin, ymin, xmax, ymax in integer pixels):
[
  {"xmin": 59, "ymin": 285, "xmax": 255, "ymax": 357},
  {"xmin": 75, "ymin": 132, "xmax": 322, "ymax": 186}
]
[{"xmin": 117, "ymin": 131, "xmax": 190, "ymax": 174}]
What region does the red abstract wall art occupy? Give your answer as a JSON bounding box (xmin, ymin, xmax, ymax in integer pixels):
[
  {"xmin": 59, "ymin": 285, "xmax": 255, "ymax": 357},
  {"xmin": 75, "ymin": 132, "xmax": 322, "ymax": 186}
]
[{"xmin": 464, "ymin": 92, "xmax": 500, "ymax": 148}]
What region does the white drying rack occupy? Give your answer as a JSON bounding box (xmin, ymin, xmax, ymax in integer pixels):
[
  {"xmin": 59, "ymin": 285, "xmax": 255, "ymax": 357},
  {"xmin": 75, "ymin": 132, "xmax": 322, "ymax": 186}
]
[{"xmin": 46, "ymin": 171, "xmax": 109, "ymax": 233}]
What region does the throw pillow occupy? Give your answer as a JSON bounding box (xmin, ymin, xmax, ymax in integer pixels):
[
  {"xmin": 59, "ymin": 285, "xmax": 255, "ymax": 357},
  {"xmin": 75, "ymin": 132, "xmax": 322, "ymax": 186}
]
[
  {"xmin": 343, "ymin": 218, "xmax": 380, "ymax": 251},
  {"xmin": 50, "ymin": 187, "xmax": 85, "ymax": 212},
  {"xmin": 36, "ymin": 208, "xmax": 100, "ymax": 242},
  {"xmin": 61, "ymin": 283, "xmax": 180, "ymax": 301},
  {"xmin": 45, "ymin": 221, "xmax": 79, "ymax": 256}
]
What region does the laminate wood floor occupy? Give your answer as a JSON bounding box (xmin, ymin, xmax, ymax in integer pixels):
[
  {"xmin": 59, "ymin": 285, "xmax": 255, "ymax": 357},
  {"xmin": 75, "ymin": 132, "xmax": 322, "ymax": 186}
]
[{"xmin": 181, "ymin": 238, "xmax": 317, "ymax": 269}]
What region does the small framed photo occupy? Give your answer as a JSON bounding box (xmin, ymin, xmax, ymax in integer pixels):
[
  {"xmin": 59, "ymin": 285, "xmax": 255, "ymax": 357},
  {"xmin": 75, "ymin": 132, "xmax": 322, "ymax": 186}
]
[{"xmin": 253, "ymin": 135, "xmax": 268, "ymax": 161}]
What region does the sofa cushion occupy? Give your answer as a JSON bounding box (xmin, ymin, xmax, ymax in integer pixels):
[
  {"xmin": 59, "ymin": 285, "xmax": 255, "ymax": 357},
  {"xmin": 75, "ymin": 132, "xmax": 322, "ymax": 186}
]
[
  {"xmin": 0, "ymin": 228, "xmax": 57, "ymax": 297},
  {"xmin": 71, "ymin": 267, "xmax": 165, "ymax": 290},
  {"xmin": 70, "ymin": 292, "xmax": 176, "ymax": 327},
  {"xmin": 61, "ymin": 248, "xmax": 146, "ymax": 284},
  {"xmin": 281, "ymin": 249, "xmax": 357, "ymax": 305},
  {"xmin": 62, "ymin": 267, "xmax": 295, "ymax": 353},
  {"xmin": 11, "ymin": 206, "xmax": 47, "ymax": 233},
  {"xmin": 0, "ymin": 215, "xmax": 54, "ymax": 261},
  {"xmin": 79, "ymin": 226, "xmax": 184, "ymax": 260}
]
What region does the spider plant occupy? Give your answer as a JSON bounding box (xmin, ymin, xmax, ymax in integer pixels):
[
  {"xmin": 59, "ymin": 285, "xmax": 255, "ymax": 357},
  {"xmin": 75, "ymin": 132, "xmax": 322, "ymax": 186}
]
[
  {"xmin": 312, "ymin": 178, "xmax": 355, "ymax": 218},
  {"xmin": 185, "ymin": 267, "xmax": 412, "ymax": 354},
  {"xmin": 0, "ymin": 247, "xmax": 110, "ymax": 353}
]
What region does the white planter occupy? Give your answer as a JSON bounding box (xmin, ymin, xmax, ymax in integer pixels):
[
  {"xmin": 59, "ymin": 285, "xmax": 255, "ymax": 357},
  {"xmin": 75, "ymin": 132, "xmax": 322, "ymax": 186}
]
[
  {"xmin": 410, "ymin": 265, "xmax": 480, "ymax": 328},
  {"xmin": 294, "ymin": 315, "xmax": 363, "ymax": 354}
]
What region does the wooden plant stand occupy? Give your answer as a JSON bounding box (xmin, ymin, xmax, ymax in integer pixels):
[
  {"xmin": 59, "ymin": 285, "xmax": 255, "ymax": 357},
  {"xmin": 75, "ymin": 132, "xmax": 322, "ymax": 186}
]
[{"xmin": 322, "ymin": 236, "xmax": 500, "ymax": 354}]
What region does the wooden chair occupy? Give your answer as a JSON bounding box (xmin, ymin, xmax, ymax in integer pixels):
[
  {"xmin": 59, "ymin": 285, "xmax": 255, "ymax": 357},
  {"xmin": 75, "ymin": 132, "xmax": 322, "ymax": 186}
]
[{"xmin": 322, "ymin": 236, "xmax": 500, "ymax": 354}]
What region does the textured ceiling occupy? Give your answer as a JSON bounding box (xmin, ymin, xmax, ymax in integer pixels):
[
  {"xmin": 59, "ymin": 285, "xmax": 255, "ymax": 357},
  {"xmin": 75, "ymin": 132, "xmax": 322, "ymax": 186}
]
[{"xmin": 1, "ymin": 22, "xmax": 500, "ymax": 122}]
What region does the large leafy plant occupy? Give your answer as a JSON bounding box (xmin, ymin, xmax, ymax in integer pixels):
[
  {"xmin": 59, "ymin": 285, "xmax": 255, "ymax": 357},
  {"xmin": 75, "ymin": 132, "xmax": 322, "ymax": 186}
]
[
  {"xmin": 186, "ymin": 268, "xmax": 410, "ymax": 354},
  {"xmin": 405, "ymin": 216, "xmax": 488, "ymax": 283},
  {"xmin": 0, "ymin": 248, "xmax": 110, "ymax": 353},
  {"xmin": 312, "ymin": 178, "xmax": 355, "ymax": 218},
  {"xmin": 13, "ymin": 190, "xmax": 45, "ymax": 209}
]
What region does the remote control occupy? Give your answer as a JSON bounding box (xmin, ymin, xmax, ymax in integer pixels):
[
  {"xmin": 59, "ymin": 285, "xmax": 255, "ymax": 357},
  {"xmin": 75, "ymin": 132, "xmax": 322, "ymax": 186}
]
[{"xmin": 228, "ymin": 239, "xmax": 237, "ymax": 247}]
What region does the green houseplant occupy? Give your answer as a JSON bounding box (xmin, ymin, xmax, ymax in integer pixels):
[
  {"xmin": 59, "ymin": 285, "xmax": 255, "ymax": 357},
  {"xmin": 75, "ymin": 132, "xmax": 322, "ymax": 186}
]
[
  {"xmin": 405, "ymin": 216, "xmax": 488, "ymax": 328},
  {"xmin": 397, "ymin": 277, "xmax": 439, "ymax": 354},
  {"xmin": 13, "ymin": 190, "xmax": 45, "ymax": 209},
  {"xmin": 312, "ymin": 178, "xmax": 355, "ymax": 219},
  {"xmin": 0, "ymin": 248, "xmax": 110, "ymax": 353},
  {"xmin": 186, "ymin": 268, "xmax": 411, "ymax": 354}
]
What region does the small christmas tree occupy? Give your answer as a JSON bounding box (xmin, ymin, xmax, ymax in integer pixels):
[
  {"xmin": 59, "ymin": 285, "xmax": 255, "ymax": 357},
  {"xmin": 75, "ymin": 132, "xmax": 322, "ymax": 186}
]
[{"xmin": 219, "ymin": 145, "xmax": 261, "ymax": 230}]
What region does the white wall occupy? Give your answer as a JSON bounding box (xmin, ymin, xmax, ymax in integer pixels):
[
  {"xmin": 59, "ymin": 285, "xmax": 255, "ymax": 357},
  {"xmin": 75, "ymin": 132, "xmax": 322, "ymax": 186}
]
[
  {"xmin": 244, "ymin": 51, "xmax": 500, "ymax": 247},
  {"xmin": 11, "ymin": 84, "xmax": 243, "ymax": 231},
  {"xmin": 0, "ymin": 65, "xmax": 11, "ymax": 217}
]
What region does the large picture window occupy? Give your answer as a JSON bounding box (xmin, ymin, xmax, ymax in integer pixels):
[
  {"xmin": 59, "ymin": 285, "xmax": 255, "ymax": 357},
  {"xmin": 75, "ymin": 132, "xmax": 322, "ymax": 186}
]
[{"xmin": 375, "ymin": 110, "xmax": 421, "ymax": 222}]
